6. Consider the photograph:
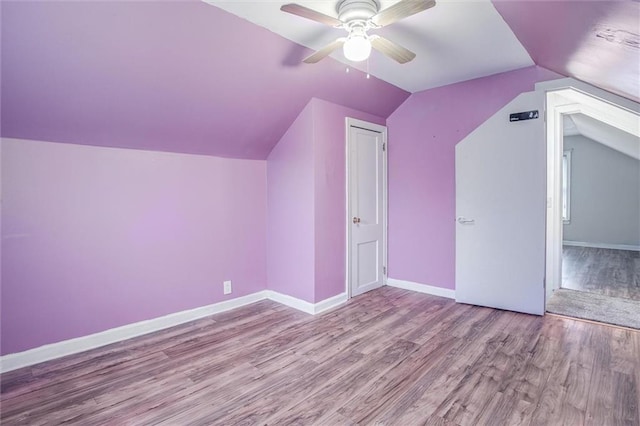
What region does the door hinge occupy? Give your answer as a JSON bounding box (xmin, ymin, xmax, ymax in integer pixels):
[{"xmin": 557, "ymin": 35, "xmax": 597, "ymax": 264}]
[
  {"xmin": 383, "ymin": 266, "xmax": 386, "ymax": 275},
  {"xmin": 382, "ymin": 143, "xmax": 386, "ymax": 151}
]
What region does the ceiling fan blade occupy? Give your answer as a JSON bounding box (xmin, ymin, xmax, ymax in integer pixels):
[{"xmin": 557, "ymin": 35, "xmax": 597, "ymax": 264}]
[
  {"xmin": 303, "ymin": 38, "xmax": 346, "ymax": 64},
  {"xmin": 370, "ymin": 35, "xmax": 416, "ymax": 64},
  {"xmin": 370, "ymin": 0, "xmax": 436, "ymax": 27},
  {"xmin": 280, "ymin": 4, "xmax": 343, "ymax": 27}
]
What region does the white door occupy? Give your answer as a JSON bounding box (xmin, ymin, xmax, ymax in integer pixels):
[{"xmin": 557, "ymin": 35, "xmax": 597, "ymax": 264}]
[
  {"xmin": 348, "ymin": 119, "xmax": 387, "ymax": 297},
  {"xmin": 455, "ymin": 92, "xmax": 546, "ymax": 315}
]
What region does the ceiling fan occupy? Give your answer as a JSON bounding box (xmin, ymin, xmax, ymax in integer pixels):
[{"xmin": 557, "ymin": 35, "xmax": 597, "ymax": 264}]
[{"xmin": 281, "ymin": 0, "xmax": 436, "ymax": 64}]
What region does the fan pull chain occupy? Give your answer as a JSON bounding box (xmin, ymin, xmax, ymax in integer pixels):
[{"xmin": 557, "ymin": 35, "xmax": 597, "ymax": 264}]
[{"xmin": 344, "ymin": 64, "xmax": 371, "ymax": 80}]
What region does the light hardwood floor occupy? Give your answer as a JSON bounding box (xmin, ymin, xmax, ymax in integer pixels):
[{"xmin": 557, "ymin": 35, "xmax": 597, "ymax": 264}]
[
  {"xmin": 1, "ymin": 287, "xmax": 639, "ymax": 425},
  {"xmin": 563, "ymin": 245, "xmax": 640, "ymax": 301}
]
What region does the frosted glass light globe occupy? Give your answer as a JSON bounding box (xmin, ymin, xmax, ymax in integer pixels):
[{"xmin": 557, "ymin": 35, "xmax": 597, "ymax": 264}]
[{"xmin": 343, "ymin": 35, "xmax": 371, "ymax": 62}]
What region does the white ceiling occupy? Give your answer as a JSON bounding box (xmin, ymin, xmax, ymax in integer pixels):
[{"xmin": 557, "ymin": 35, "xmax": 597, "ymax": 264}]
[
  {"xmin": 564, "ymin": 114, "xmax": 640, "ymax": 161},
  {"xmin": 204, "ymin": 0, "xmax": 534, "ymax": 93}
]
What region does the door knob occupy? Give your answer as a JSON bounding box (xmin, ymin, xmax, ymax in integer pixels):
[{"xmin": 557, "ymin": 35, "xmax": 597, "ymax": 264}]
[
  {"xmin": 457, "ymin": 217, "xmax": 475, "ymax": 224},
  {"xmin": 352, "ymin": 217, "xmax": 361, "ymax": 224}
]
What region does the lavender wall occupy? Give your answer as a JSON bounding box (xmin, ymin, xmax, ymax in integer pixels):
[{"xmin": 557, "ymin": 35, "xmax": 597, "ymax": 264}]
[
  {"xmin": 386, "ymin": 66, "xmax": 560, "ymax": 290},
  {"xmin": 266, "ymin": 98, "xmax": 384, "ymax": 303},
  {"xmin": 312, "ymin": 99, "xmax": 385, "ymax": 302},
  {"xmin": 266, "ymin": 103, "xmax": 316, "ymax": 303},
  {"xmin": 1, "ymin": 139, "xmax": 267, "ymax": 355}
]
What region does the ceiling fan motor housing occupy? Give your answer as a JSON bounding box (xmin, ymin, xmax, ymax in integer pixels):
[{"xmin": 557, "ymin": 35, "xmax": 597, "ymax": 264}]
[
  {"xmin": 337, "ymin": 0, "xmax": 380, "ymax": 24},
  {"xmin": 282, "ymin": 0, "xmax": 425, "ymax": 64}
]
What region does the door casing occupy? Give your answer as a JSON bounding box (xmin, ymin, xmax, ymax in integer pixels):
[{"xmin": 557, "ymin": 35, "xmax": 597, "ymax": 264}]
[
  {"xmin": 345, "ymin": 118, "xmax": 388, "ymax": 299},
  {"xmin": 545, "ymin": 87, "xmax": 640, "ymax": 300}
]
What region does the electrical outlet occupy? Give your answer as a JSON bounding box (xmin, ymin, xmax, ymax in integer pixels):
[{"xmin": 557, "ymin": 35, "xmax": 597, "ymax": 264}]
[{"xmin": 223, "ymin": 280, "xmax": 232, "ymax": 295}]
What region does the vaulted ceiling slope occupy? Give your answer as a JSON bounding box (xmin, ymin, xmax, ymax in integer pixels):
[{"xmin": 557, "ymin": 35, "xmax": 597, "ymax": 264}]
[
  {"xmin": 0, "ymin": 1, "xmax": 409, "ymax": 159},
  {"xmin": 210, "ymin": 0, "xmax": 639, "ymax": 102},
  {"xmin": 207, "ymin": 0, "xmax": 535, "ymax": 93},
  {"xmin": 3, "ymin": 1, "xmax": 638, "ymax": 160},
  {"xmin": 565, "ymin": 114, "xmax": 640, "ymax": 161},
  {"xmin": 494, "ymin": 0, "xmax": 640, "ymax": 103}
]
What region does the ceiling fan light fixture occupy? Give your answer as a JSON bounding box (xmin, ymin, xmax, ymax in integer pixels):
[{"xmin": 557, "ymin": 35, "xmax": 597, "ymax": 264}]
[
  {"xmin": 282, "ymin": 0, "xmax": 430, "ymax": 64},
  {"xmin": 343, "ymin": 33, "xmax": 371, "ymax": 62}
]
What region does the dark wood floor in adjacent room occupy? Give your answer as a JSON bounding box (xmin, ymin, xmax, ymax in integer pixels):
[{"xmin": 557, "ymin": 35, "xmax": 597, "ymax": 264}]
[
  {"xmin": 2, "ymin": 287, "xmax": 639, "ymax": 425},
  {"xmin": 563, "ymin": 245, "xmax": 640, "ymax": 301}
]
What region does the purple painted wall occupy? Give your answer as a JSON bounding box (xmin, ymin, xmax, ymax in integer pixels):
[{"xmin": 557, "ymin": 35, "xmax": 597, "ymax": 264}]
[
  {"xmin": 312, "ymin": 99, "xmax": 385, "ymax": 302},
  {"xmin": 266, "ymin": 103, "xmax": 316, "ymax": 303},
  {"xmin": 1, "ymin": 1, "xmax": 408, "ymax": 160},
  {"xmin": 1, "ymin": 139, "xmax": 267, "ymax": 355},
  {"xmin": 386, "ymin": 66, "xmax": 560, "ymax": 290},
  {"xmin": 267, "ymin": 98, "xmax": 384, "ymax": 303}
]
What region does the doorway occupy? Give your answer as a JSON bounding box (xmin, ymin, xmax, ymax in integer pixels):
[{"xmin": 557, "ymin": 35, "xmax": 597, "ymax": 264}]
[
  {"xmin": 346, "ymin": 118, "xmax": 387, "ymax": 298},
  {"xmin": 545, "ymin": 88, "xmax": 640, "ymax": 328}
]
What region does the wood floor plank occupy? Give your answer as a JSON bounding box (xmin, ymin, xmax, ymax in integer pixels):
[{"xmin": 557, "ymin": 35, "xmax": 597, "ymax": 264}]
[
  {"xmin": 173, "ymin": 349, "xmax": 364, "ymax": 425},
  {"xmin": 527, "ymin": 319, "xmax": 583, "ymax": 425},
  {"xmin": 585, "ymin": 326, "xmax": 617, "ymax": 426},
  {"xmin": 1, "ymin": 350, "xmax": 171, "ymax": 421},
  {"xmin": 613, "ymin": 370, "xmax": 639, "ymax": 426},
  {"xmin": 264, "ymin": 339, "xmax": 419, "ymax": 425},
  {"xmin": 336, "ymin": 332, "xmax": 462, "ymax": 423},
  {"xmin": 1, "ymin": 286, "xmax": 638, "ymax": 425},
  {"xmin": 368, "ymin": 309, "xmax": 516, "ymax": 425},
  {"xmin": 563, "ymin": 245, "xmax": 640, "ymax": 300}
]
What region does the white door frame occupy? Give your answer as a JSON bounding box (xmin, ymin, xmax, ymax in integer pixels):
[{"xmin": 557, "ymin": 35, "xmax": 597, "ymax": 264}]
[
  {"xmin": 345, "ymin": 117, "xmax": 388, "ymax": 299},
  {"xmin": 545, "ymin": 87, "xmax": 640, "ymax": 300}
]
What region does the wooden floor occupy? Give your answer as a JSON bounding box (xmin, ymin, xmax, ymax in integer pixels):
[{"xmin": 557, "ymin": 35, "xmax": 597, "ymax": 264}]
[
  {"xmin": 562, "ymin": 246, "xmax": 640, "ymax": 301},
  {"xmin": 2, "ymin": 287, "xmax": 639, "ymax": 425}
]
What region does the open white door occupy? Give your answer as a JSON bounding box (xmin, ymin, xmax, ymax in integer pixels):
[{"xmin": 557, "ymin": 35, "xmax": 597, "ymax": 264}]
[
  {"xmin": 347, "ymin": 119, "xmax": 387, "ymax": 297},
  {"xmin": 455, "ymin": 92, "xmax": 546, "ymax": 315}
]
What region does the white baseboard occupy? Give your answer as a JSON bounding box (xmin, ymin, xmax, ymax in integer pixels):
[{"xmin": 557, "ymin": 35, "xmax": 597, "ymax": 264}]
[
  {"xmin": 265, "ymin": 290, "xmax": 347, "ymax": 315},
  {"xmin": 0, "ymin": 290, "xmax": 348, "ymax": 373},
  {"xmin": 0, "ymin": 291, "xmax": 269, "ymax": 373},
  {"xmin": 312, "ymin": 292, "xmax": 349, "ymax": 314},
  {"xmin": 563, "ymin": 240, "xmax": 640, "ymax": 251},
  {"xmin": 386, "ymin": 278, "xmax": 456, "ymax": 299},
  {"xmin": 265, "ymin": 290, "xmax": 315, "ymax": 314}
]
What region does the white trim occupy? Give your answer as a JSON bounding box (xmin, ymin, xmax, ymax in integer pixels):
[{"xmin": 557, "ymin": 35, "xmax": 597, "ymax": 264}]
[
  {"xmin": 563, "ymin": 240, "xmax": 640, "ymax": 252},
  {"xmin": 562, "ymin": 150, "xmax": 572, "ymax": 223},
  {"xmin": 265, "ymin": 290, "xmax": 315, "ymax": 314},
  {"xmin": 345, "ymin": 117, "xmax": 388, "ymax": 299},
  {"xmin": 545, "ymin": 82, "xmax": 640, "ymax": 301},
  {"xmin": 536, "ymin": 78, "xmax": 640, "ymax": 114},
  {"xmin": 0, "ymin": 291, "xmax": 269, "ymax": 373},
  {"xmin": 386, "ymin": 278, "xmax": 456, "ymax": 300},
  {"xmin": 0, "ymin": 290, "xmax": 350, "ymax": 373},
  {"xmin": 313, "ymin": 292, "xmax": 349, "ymax": 314},
  {"xmin": 345, "ymin": 119, "xmax": 351, "ymax": 299},
  {"xmin": 265, "ymin": 290, "xmax": 348, "ymax": 315}
]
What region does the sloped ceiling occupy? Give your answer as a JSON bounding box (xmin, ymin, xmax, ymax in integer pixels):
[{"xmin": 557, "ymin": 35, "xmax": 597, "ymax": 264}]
[
  {"xmin": 494, "ymin": 0, "xmax": 640, "ymax": 103},
  {"xmin": 0, "ymin": 1, "xmax": 409, "ymax": 159},
  {"xmin": 206, "ymin": 0, "xmax": 535, "ymax": 93},
  {"xmin": 2, "ymin": 0, "xmax": 638, "ymax": 159},
  {"xmin": 209, "ymin": 0, "xmax": 639, "ymax": 101},
  {"xmin": 565, "ymin": 114, "xmax": 640, "ymax": 160}
]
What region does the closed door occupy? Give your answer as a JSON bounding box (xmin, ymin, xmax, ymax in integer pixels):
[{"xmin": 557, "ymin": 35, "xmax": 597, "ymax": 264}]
[
  {"xmin": 455, "ymin": 91, "xmax": 546, "ymax": 315},
  {"xmin": 348, "ymin": 119, "xmax": 386, "ymax": 297}
]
